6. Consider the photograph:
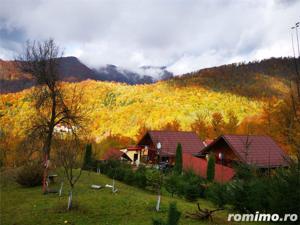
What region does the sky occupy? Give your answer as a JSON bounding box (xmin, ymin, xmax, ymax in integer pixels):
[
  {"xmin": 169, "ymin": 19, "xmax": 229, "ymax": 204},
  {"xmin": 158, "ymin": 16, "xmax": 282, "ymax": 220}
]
[{"xmin": 0, "ymin": 0, "xmax": 299, "ymax": 75}]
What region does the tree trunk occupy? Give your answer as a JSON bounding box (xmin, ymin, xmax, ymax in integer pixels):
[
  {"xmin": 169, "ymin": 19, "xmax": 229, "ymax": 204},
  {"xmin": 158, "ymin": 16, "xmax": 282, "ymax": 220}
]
[
  {"xmin": 156, "ymin": 189, "xmax": 161, "ymax": 211},
  {"xmin": 67, "ymin": 189, "xmax": 73, "ymax": 210},
  {"xmin": 42, "ymin": 153, "xmax": 49, "ymax": 194},
  {"xmin": 42, "ymin": 120, "xmax": 54, "ymax": 193}
]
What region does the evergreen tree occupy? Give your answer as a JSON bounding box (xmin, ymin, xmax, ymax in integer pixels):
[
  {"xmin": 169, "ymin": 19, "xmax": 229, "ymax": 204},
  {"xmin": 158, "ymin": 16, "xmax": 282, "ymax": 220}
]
[
  {"xmin": 83, "ymin": 143, "xmax": 93, "ymax": 169},
  {"xmin": 165, "ymin": 173, "xmax": 179, "ymax": 197},
  {"xmin": 174, "ymin": 143, "xmax": 182, "ymax": 174},
  {"xmin": 206, "ymin": 153, "xmax": 215, "ymax": 181},
  {"xmin": 167, "ymin": 202, "xmax": 181, "ymax": 225},
  {"xmin": 152, "ymin": 218, "xmax": 164, "ymax": 225},
  {"xmin": 152, "ymin": 202, "xmax": 181, "ymax": 225}
]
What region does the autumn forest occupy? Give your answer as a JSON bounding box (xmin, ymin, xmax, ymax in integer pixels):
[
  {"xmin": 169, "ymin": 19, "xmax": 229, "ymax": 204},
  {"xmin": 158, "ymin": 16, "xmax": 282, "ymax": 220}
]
[{"xmin": 1, "ymin": 56, "xmax": 299, "ymax": 166}]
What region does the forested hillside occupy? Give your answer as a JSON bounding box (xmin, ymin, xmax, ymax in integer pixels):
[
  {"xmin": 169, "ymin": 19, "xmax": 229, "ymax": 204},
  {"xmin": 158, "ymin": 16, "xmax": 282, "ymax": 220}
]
[
  {"xmin": 0, "ymin": 57, "xmax": 297, "ymax": 165},
  {"xmin": 171, "ymin": 57, "xmax": 295, "ymax": 98}
]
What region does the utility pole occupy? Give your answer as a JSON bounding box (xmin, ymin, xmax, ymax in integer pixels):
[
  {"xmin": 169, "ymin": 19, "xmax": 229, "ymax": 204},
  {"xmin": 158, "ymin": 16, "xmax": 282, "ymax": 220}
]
[
  {"xmin": 295, "ymin": 22, "xmax": 300, "ymax": 57},
  {"xmin": 291, "ymin": 24, "xmax": 300, "ymax": 99},
  {"xmin": 156, "ymin": 142, "xmax": 162, "ymax": 212}
]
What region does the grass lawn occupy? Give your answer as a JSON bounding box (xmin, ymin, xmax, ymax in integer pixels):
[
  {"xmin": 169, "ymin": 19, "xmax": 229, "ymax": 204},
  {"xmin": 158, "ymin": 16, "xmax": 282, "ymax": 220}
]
[{"xmin": 0, "ymin": 169, "xmax": 266, "ymax": 225}]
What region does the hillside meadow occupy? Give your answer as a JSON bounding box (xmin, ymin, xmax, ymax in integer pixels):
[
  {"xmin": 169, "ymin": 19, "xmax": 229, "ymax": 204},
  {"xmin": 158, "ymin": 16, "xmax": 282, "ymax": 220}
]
[{"xmin": 0, "ymin": 169, "xmax": 269, "ymax": 225}]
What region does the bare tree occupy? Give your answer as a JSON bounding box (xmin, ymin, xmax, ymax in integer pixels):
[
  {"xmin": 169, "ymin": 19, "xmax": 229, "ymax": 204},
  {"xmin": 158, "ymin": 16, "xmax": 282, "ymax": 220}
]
[
  {"xmin": 55, "ymin": 134, "xmax": 84, "ymax": 210},
  {"xmin": 17, "ymin": 39, "xmax": 84, "ymax": 193},
  {"xmin": 242, "ymin": 134, "xmax": 252, "ymax": 164}
]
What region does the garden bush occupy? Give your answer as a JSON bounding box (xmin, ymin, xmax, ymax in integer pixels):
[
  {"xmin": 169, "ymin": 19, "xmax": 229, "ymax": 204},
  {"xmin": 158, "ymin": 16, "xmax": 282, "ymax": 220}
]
[
  {"xmin": 226, "ymin": 178, "xmax": 270, "ymax": 213},
  {"xmin": 182, "ymin": 170, "xmax": 205, "ymax": 198},
  {"xmin": 165, "ymin": 173, "xmax": 179, "ymax": 197},
  {"xmin": 152, "ymin": 202, "xmax": 181, "ymax": 225},
  {"xmin": 98, "ymin": 160, "xmax": 151, "ymax": 189},
  {"xmin": 268, "ymin": 164, "xmax": 300, "ymax": 217},
  {"xmin": 182, "ymin": 183, "xmax": 201, "ymax": 201},
  {"xmin": 99, "ymin": 160, "xmax": 209, "ymax": 203},
  {"xmin": 113, "ymin": 167, "xmax": 126, "ymax": 181},
  {"xmin": 134, "ymin": 165, "xmax": 147, "ymax": 188},
  {"xmin": 165, "ymin": 170, "xmax": 205, "ymax": 201},
  {"xmin": 146, "ymin": 169, "xmax": 162, "ymax": 192},
  {"xmin": 16, "ymin": 161, "xmax": 43, "ymax": 187},
  {"xmin": 167, "ymin": 202, "xmax": 181, "ymax": 225},
  {"xmin": 205, "ymin": 182, "xmax": 228, "ymax": 208},
  {"xmin": 224, "ymin": 163, "xmax": 300, "ymax": 216},
  {"xmin": 124, "ymin": 169, "xmax": 135, "ymax": 185},
  {"xmin": 233, "ymin": 163, "xmax": 257, "ymax": 180}
]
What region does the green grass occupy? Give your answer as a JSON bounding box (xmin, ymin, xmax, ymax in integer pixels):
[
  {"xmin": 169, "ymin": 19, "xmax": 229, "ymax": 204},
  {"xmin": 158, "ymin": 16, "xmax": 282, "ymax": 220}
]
[{"xmin": 0, "ymin": 170, "xmax": 266, "ymax": 225}]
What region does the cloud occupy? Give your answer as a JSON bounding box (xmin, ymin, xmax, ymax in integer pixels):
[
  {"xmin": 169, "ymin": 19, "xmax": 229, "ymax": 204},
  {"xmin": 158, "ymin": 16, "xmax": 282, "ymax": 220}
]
[{"xmin": 0, "ymin": 0, "xmax": 299, "ymax": 75}]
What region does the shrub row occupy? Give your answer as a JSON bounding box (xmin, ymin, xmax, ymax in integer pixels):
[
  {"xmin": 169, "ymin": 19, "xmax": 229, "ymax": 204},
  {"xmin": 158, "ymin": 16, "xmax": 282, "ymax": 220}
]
[
  {"xmin": 98, "ymin": 160, "xmax": 207, "ymax": 202},
  {"xmin": 165, "ymin": 170, "xmax": 206, "ymax": 201},
  {"xmin": 97, "ymin": 160, "xmax": 147, "ymax": 189},
  {"xmin": 204, "ymin": 163, "xmax": 300, "ymax": 218}
]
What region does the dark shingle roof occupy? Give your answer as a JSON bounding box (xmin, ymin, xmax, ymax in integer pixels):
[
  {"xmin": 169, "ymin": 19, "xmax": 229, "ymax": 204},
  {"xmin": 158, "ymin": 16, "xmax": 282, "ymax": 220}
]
[
  {"xmin": 102, "ymin": 148, "xmax": 126, "ymax": 160},
  {"xmin": 203, "ymin": 135, "xmax": 289, "ymax": 167},
  {"xmin": 144, "ymin": 130, "xmax": 205, "ymax": 156}
]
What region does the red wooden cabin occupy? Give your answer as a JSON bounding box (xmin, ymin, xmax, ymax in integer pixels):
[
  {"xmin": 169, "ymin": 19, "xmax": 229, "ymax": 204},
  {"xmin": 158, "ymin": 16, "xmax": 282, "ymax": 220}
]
[
  {"xmin": 198, "ymin": 135, "xmax": 289, "ymax": 169},
  {"xmin": 137, "ymin": 130, "xmax": 205, "ymax": 165}
]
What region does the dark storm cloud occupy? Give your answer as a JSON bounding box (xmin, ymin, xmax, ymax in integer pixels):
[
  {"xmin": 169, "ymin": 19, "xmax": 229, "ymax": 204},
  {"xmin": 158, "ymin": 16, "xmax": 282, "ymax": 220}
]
[
  {"xmin": 0, "ymin": 0, "xmax": 299, "ymax": 74},
  {"xmin": 0, "ymin": 20, "xmax": 26, "ymax": 59}
]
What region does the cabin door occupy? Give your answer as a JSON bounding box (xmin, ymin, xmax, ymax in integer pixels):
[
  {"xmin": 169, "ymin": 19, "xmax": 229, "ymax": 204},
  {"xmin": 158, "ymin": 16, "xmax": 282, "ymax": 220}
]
[{"xmin": 134, "ymin": 153, "xmax": 138, "ymax": 162}]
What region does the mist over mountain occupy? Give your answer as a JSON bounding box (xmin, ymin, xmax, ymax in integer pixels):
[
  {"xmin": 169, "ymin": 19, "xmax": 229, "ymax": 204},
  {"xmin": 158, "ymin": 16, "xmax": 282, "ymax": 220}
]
[
  {"xmin": 93, "ymin": 64, "xmax": 173, "ymax": 84},
  {"xmin": 58, "ymin": 56, "xmax": 173, "ymax": 84},
  {"xmin": 0, "ymin": 56, "xmax": 173, "ymax": 93}
]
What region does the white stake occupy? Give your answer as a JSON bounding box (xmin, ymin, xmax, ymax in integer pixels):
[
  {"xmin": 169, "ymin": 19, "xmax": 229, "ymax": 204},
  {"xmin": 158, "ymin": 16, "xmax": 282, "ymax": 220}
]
[
  {"xmin": 67, "ymin": 190, "xmax": 73, "ymax": 210},
  {"xmin": 156, "ymin": 195, "xmax": 161, "ymax": 211},
  {"xmin": 59, "ymin": 182, "xmax": 64, "ymax": 197}
]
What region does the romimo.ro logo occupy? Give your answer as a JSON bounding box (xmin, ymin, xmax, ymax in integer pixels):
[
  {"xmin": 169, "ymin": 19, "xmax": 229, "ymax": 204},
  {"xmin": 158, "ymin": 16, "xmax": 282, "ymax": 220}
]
[{"xmin": 228, "ymin": 212, "xmax": 298, "ymax": 222}]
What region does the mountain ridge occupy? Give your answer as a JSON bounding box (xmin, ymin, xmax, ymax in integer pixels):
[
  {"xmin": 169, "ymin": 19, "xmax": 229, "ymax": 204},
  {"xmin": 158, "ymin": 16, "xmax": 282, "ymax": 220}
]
[
  {"xmin": 0, "ymin": 56, "xmax": 174, "ymax": 93},
  {"xmin": 0, "ymin": 56, "xmax": 298, "ymax": 95}
]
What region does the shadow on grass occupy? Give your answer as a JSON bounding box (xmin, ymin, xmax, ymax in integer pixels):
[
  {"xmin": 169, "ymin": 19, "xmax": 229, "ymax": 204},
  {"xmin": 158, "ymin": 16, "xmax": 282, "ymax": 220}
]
[{"xmin": 52, "ymin": 200, "xmax": 88, "ymax": 214}]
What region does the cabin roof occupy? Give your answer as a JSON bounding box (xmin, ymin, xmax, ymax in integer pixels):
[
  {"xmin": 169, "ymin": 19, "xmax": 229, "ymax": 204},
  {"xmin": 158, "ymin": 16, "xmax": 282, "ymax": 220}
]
[
  {"xmin": 125, "ymin": 146, "xmax": 143, "ymax": 151},
  {"xmin": 201, "ymin": 135, "xmax": 289, "ymax": 168},
  {"xmin": 138, "ymin": 130, "xmax": 205, "ymax": 156},
  {"xmin": 102, "ymin": 148, "xmax": 131, "ymax": 161}
]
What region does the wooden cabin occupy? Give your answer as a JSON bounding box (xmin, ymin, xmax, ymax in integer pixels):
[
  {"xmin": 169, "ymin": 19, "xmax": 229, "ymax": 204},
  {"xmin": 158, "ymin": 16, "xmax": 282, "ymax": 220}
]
[
  {"xmin": 137, "ymin": 130, "xmax": 205, "ymax": 165},
  {"xmin": 198, "ymin": 135, "xmax": 289, "ymax": 169},
  {"xmin": 120, "ymin": 146, "xmax": 143, "ymax": 165}
]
